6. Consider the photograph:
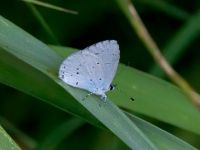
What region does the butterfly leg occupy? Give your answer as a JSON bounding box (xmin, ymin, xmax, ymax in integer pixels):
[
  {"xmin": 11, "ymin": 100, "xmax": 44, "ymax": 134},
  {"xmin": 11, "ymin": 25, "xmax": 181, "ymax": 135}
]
[
  {"xmin": 97, "ymin": 94, "xmax": 106, "ymax": 107},
  {"xmin": 100, "ymin": 94, "xmax": 107, "ymax": 102}
]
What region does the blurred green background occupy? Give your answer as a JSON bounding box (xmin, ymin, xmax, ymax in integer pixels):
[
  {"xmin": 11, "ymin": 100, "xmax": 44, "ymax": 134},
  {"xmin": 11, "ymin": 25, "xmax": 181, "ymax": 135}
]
[{"xmin": 1, "ymin": 0, "xmax": 200, "ymax": 149}]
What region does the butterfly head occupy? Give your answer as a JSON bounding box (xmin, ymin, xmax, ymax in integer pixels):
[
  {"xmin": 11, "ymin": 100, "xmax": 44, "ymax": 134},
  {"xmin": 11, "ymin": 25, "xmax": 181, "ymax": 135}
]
[{"xmin": 109, "ymin": 84, "xmax": 116, "ymax": 91}]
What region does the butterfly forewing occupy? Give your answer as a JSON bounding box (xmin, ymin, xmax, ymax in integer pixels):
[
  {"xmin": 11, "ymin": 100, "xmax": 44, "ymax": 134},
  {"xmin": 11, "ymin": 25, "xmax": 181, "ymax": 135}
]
[{"xmin": 59, "ymin": 50, "xmax": 104, "ymax": 93}]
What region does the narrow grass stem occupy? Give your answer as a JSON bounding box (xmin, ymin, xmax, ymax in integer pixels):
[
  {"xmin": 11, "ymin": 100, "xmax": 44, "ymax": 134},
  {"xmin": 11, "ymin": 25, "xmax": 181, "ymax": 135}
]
[
  {"xmin": 21, "ymin": 0, "xmax": 78, "ymax": 15},
  {"xmin": 26, "ymin": 4, "xmax": 60, "ymax": 44}
]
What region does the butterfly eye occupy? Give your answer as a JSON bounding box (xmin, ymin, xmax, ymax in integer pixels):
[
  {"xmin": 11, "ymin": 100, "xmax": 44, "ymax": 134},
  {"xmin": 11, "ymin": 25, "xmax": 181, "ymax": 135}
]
[{"xmin": 109, "ymin": 84, "xmax": 116, "ymax": 91}]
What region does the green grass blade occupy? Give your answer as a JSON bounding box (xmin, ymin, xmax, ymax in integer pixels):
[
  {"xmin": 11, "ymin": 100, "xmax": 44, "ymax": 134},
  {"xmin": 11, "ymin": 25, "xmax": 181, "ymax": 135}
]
[
  {"xmin": 150, "ymin": 10, "xmax": 200, "ymax": 76},
  {"xmin": 126, "ymin": 113, "xmax": 197, "ymax": 150},
  {"xmin": 0, "ymin": 117, "xmax": 36, "ymax": 149},
  {"xmin": 0, "ymin": 15, "xmax": 198, "ymax": 149},
  {"xmin": 111, "ymin": 64, "xmax": 200, "ymax": 134},
  {"xmin": 0, "ymin": 15, "xmax": 157, "ymax": 149},
  {"xmin": 0, "ymin": 125, "xmax": 21, "ymax": 150},
  {"xmin": 135, "ymin": 0, "xmax": 190, "ymax": 20}
]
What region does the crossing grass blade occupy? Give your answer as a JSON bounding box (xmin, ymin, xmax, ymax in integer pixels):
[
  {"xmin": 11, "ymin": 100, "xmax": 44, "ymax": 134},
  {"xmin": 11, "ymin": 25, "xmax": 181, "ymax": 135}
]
[{"xmin": 0, "ymin": 125, "xmax": 21, "ymax": 150}]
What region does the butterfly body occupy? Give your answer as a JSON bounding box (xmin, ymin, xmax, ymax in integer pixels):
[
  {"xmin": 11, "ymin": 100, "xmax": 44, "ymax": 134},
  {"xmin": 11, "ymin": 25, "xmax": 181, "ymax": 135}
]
[{"xmin": 59, "ymin": 40, "xmax": 120, "ymax": 101}]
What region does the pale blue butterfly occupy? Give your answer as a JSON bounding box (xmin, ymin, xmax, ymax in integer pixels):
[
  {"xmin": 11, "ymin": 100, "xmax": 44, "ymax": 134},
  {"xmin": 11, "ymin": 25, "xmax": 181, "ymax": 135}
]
[{"xmin": 59, "ymin": 40, "xmax": 120, "ymax": 101}]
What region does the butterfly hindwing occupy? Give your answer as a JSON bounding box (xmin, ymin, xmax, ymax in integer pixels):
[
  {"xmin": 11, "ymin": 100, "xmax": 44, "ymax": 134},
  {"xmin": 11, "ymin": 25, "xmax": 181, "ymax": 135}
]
[{"xmin": 86, "ymin": 40, "xmax": 120, "ymax": 91}]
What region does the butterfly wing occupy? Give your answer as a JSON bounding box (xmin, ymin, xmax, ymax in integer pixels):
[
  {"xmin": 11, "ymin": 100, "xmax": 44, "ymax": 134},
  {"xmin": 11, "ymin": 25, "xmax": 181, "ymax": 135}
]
[
  {"xmin": 85, "ymin": 40, "xmax": 120, "ymax": 91},
  {"xmin": 59, "ymin": 50, "xmax": 104, "ymax": 93}
]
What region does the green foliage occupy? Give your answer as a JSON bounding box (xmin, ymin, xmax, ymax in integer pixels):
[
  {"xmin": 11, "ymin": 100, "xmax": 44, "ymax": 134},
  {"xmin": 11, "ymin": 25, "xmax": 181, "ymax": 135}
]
[{"xmin": 0, "ymin": 0, "xmax": 200, "ymax": 149}]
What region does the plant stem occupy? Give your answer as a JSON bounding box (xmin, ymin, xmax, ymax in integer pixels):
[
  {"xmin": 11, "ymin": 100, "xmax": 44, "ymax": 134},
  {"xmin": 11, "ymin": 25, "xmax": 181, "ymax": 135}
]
[{"xmin": 21, "ymin": 0, "xmax": 78, "ymax": 15}]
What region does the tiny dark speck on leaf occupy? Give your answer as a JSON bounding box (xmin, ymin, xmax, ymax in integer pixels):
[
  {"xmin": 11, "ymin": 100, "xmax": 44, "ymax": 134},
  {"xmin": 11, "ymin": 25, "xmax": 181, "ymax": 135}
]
[{"xmin": 130, "ymin": 97, "xmax": 134, "ymax": 101}]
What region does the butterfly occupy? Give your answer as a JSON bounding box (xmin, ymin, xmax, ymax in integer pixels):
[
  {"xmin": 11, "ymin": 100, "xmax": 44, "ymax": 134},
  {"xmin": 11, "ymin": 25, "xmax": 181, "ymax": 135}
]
[{"xmin": 59, "ymin": 40, "xmax": 120, "ymax": 101}]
